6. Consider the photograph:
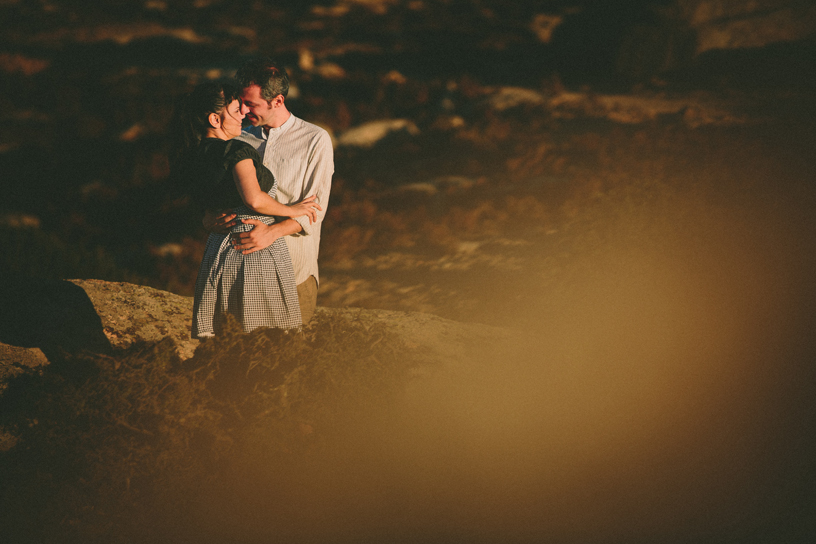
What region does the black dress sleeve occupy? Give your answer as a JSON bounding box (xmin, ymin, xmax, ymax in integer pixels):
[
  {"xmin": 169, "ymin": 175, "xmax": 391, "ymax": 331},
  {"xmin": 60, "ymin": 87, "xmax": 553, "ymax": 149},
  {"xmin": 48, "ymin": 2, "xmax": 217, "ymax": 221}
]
[{"xmin": 222, "ymin": 140, "xmax": 274, "ymax": 194}]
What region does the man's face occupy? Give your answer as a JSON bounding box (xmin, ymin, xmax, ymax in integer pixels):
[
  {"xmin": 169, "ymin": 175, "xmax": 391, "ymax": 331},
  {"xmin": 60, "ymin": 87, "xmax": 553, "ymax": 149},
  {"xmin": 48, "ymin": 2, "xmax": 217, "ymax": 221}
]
[{"xmin": 240, "ymin": 84, "xmax": 275, "ymax": 128}]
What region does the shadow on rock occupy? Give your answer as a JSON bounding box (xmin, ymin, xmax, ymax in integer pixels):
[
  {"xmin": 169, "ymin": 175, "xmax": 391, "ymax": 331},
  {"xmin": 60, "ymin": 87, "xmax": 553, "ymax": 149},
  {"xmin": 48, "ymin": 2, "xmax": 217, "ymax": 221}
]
[{"xmin": 0, "ymin": 278, "xmax": 111, "ymax": 362}]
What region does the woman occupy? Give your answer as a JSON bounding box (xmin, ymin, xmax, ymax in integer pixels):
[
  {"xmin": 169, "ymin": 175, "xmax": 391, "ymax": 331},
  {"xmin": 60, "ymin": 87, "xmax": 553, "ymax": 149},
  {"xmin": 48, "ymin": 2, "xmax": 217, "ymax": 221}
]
[{"xmin": 171, "ymin": 80, "xmax": 320, "ymax": 337}]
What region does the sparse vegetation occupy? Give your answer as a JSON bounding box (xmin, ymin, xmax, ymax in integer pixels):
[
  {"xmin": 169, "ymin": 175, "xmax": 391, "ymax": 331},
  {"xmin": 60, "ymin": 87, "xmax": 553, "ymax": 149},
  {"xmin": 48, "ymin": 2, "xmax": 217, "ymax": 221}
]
[{"xmin": 0, "ymin": 312, "xmax": 414, "ymax": 543}]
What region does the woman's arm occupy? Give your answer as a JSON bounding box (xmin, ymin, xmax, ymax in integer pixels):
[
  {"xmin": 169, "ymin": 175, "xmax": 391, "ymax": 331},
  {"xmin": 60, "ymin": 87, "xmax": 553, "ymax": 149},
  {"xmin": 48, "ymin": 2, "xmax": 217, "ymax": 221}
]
[{"xmin": 232, "ymin": 159, "xmax": 320, "ymax": 222}]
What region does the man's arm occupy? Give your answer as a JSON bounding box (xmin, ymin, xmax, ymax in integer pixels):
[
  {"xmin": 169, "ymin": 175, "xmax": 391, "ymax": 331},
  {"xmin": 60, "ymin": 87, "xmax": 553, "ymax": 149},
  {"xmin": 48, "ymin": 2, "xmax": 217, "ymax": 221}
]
[
  {"xmin": 202, "ymin": 209, "xmax": 239, "ymax": 234},
  {"xmin": 289, "ymin": 130, "xmax": 334, "ymax": 237},
  {"xmin": 231, "ymin": 218, "xmax": 302, "ymax": 255}
]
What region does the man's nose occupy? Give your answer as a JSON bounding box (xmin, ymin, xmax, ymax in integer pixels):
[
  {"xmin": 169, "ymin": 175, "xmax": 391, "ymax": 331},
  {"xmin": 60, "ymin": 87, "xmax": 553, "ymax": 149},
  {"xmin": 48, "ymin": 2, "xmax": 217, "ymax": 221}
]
[{"xmin": 240, "ymin": 104, "xmax": 250, "ymax": 114}]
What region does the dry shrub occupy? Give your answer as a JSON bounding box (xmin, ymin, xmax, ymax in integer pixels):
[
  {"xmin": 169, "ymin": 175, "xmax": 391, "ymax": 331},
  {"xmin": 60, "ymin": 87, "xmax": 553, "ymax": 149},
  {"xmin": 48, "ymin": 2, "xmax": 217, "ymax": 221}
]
[
  {"xmin": 0, "ymin": 338, "xmax": 223, "ymax": 542},
  {"xmin": 320, "ymin": 224, "xmax": 377, "ymax": 262},
  {"xmin": 499, "ymin": 194, "xmax": 549, "ymax": 226},
  {"xmin": 0, "ymin": 225, "xmax": 142, "ymax": 284},
  {"xmin": 0, "ymin": 311, "xmax": 413, "ymax": 543},
  {"xmin": 150, "ymin": 235, "xmax": 207, "ymax": 296},
  {"xmin": 0, "ymin": 52, "xmax": 50, "ymax": 75},
  {"xmin": 506, "ymin": 141, "xmax": 553, "ymax": 178}
]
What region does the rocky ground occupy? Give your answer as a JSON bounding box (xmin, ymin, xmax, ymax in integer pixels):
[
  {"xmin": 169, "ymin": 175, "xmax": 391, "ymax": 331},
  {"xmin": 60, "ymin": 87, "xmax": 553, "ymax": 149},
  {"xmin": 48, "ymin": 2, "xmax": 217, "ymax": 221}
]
[
  {"xmin": 1, "ymin": 1, "xmax": 814, "ymax": 317},
  {"xmin": 0, "ymin": 279, "xmax": 515, "ymax": 448},
  {"xmin": 1, "ymin": 1, "xmax": 816, "ymax": 542}
]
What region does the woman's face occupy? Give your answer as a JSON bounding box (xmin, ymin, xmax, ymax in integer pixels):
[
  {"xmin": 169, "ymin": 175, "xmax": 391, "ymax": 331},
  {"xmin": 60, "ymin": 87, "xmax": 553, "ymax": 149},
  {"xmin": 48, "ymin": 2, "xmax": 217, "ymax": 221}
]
[{"xmin": 220, "ymin": 99, "xmax": 245, "ymax": 139}]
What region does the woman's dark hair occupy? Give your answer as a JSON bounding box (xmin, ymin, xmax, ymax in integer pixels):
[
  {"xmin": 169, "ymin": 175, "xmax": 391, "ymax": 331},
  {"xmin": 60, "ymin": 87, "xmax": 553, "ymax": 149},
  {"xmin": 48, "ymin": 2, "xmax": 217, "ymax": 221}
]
[{"xmin": 169, "ymin": 79, "xmax": 240, "ymax": 160}]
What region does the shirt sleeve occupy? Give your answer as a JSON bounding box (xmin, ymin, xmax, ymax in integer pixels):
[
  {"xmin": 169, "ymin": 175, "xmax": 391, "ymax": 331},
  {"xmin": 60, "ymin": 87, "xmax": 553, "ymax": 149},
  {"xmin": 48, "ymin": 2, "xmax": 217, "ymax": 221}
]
[
  {"xmin": 223, "ymin": 140, "xmax": 261, "ymax": 170},
  {"xmin": 292, "ymin": 130, "xmax": 334, "ymax": 237}
]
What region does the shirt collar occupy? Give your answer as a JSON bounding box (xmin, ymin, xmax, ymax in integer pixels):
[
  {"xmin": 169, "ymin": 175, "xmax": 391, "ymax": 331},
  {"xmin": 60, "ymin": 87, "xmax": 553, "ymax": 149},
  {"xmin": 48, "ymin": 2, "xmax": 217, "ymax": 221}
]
[{"xmin": 263, "ymin": 113, "xmax": 295, "ymax": 139}]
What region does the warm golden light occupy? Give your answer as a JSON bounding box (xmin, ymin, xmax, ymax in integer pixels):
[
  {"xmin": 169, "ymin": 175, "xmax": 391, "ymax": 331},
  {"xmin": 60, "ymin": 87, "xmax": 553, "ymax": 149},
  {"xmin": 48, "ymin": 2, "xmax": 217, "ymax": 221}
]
[{"xmin": 169, "ymin": 191, "xmax": 816, "ymax": 543}]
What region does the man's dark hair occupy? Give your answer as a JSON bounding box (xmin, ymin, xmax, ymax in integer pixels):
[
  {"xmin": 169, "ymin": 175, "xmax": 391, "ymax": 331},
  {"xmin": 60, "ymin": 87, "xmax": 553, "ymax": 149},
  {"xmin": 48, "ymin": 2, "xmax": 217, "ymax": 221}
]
[{"xmin": 235, "ymin": 57, "xmax": 290, "ymax": 101}]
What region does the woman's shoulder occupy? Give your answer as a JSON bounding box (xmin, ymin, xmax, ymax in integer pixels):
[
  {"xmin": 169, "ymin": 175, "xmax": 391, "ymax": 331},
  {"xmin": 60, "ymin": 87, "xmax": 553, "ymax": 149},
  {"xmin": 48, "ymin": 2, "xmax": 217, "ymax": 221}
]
[
  {"xmin": 223, "ymin": 139, "xmax": 261, "ymax": 166},
  {"xmin": 197, "ymin": 138, "xmax": 258, "ymax": 159}
]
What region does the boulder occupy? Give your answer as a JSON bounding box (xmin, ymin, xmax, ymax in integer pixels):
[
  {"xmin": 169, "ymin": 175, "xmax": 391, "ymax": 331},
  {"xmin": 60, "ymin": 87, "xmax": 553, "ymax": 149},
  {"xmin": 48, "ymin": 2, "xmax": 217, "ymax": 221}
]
[
  {"xmin": 68, "ymin": 279, "xmax": 199, "ymax": 360},
  {"xmin": 0, "ymin": 279, "xmax": 512, "ymax": 376},
  {"xmin": 677, "ymin": 0, "xmax": 816, "ymax": 53},
  {"xmin": 0, "ymin": 278, "xmax": 514, "ymax": 454},
  {"xmin": 336, "ymin": 119, "xmax": 420, "ymax": 148}
]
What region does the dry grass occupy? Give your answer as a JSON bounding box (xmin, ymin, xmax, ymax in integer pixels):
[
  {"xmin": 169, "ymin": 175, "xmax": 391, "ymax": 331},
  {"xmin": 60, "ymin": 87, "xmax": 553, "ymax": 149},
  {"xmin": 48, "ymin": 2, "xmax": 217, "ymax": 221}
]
[{"xmin": 0, "ymin": 311, "xmax": 414, "ymax": 543}]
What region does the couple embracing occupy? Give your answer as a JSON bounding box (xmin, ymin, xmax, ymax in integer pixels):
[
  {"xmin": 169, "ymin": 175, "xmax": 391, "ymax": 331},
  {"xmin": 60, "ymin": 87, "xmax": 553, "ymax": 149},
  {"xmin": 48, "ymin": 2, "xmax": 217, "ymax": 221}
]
[{"xmin": 171, "ymin": 58, "xmax": 333, "ymax": 338}]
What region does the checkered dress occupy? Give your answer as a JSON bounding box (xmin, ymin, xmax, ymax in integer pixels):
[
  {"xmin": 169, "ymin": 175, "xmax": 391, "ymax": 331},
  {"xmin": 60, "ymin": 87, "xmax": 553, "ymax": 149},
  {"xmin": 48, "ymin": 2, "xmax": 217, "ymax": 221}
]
[{"xmin": 191, "ymin": 199, "xmax": 302, "ymax": 338}]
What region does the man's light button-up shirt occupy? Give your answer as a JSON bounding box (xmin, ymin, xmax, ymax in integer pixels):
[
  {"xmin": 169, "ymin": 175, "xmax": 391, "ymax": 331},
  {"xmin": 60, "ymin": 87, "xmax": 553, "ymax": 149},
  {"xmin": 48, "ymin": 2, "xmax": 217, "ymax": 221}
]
[{"xmin": 237, "ymin": 114, "xmax": 334, "ymax": 286}]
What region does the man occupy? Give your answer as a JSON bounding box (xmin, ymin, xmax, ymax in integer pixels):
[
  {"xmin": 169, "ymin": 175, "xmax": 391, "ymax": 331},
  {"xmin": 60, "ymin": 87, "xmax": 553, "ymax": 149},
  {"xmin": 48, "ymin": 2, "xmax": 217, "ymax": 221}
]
[{"xmin": 205, "ymin": 58, "xmax": 333, "ymax": 324}]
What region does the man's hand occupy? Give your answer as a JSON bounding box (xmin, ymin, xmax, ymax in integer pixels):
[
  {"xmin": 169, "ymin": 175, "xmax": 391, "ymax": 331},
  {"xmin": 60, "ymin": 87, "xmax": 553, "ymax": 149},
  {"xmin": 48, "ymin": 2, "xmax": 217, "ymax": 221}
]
[
  {"xmin": 202, "ymin": 209, "xmax": 239, "ymax": 234},
  {"xmin": 231, "ymin": 219, "xmax": 277, "ymax": 254},
  {"xmin": 287, "ymin": 195, "xmax": 322, "ymax": 224},
  {"xmin": 231, "ymin": 218, "xmax": 303, "ymax": 255}
]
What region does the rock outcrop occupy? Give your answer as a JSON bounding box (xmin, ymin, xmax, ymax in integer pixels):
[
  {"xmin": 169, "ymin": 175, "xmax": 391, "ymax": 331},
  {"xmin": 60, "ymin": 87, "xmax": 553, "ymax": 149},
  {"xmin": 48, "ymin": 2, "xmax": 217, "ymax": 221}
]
[
  {"xmin": 610, "ymin": 0, "xmax": 816, "ymax": 80},
  {"xmin": 678, "ymin": 0, "xmax": 816, "ymax": 53},
  {"xmin": 0, "ymin": 278, "xmax": 512, "ymax": 381},
  {"xmin": 70, "ymin": 279, "xmax": 199, "ymax": 360}
]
